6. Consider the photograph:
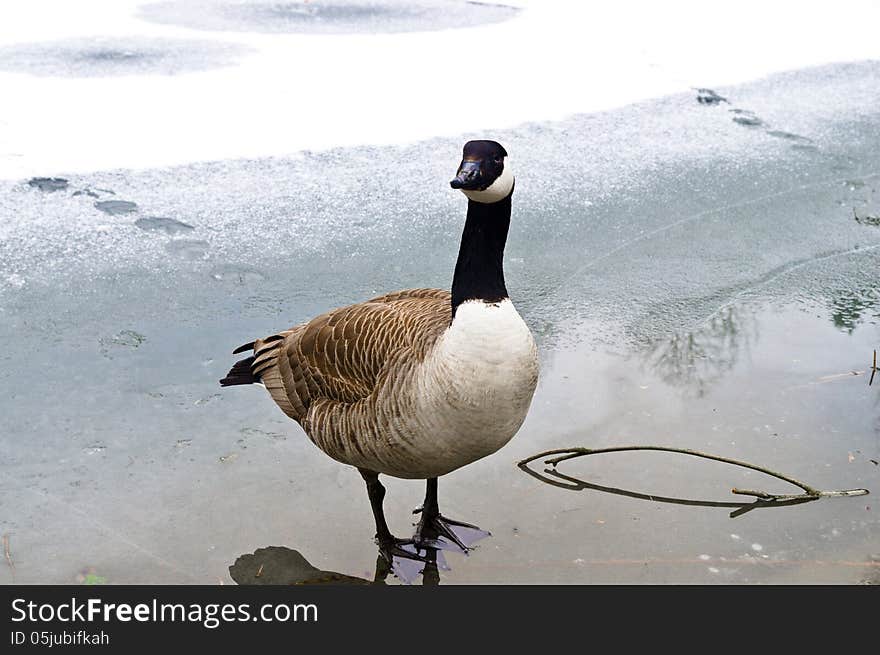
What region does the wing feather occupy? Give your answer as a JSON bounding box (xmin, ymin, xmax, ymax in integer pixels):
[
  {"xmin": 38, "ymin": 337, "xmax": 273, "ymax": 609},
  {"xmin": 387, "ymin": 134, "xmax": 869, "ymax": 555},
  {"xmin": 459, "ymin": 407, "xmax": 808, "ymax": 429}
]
[{"xmin": 241, "ymin": 289, "xmax": 450, "ymax": 422}]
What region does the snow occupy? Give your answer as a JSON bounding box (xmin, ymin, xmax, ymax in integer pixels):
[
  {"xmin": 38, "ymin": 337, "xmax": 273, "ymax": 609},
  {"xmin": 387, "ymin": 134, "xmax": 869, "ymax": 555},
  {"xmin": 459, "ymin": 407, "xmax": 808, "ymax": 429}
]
[{"xmin": 2, "ymin": 0, "xmax": 880, "ymax": 177}]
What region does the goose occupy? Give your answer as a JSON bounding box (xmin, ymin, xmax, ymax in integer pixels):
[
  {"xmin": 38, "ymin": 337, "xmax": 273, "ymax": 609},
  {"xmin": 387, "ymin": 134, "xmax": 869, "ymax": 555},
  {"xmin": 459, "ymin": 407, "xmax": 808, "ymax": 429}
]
[{"xmin": 220, "ymin": 140, "xmax": 539, "ymax": 562}]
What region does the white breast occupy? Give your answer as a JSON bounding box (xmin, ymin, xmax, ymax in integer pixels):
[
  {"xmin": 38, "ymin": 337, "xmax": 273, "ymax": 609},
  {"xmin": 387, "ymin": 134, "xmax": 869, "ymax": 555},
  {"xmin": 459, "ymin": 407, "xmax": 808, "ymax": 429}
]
[{"xmin": 402, "ymin": 299, "xmax": 539, "ymax": 476}]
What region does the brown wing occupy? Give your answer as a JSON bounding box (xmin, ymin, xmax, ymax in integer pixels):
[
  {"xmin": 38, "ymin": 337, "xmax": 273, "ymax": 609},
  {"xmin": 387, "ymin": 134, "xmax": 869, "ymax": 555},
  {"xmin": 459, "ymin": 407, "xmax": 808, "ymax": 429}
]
[{"xmin": 248, "ymin": 288, "xmax": 450, "ymax": 421}]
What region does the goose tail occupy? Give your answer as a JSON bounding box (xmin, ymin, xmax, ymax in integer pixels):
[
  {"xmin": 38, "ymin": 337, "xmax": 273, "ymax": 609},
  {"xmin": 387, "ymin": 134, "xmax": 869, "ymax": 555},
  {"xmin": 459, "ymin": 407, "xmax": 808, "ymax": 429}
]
[{"xmin": 219, "ymin": 354, "xmax": 258, "ymax": 387}]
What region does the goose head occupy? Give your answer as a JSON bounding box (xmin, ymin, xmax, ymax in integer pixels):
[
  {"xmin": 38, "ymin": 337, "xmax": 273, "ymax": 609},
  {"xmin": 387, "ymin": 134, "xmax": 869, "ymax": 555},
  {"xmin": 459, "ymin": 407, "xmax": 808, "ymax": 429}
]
[{"xmin": 450, "ymin": 140, "xmax": 513, "ymax": 204}]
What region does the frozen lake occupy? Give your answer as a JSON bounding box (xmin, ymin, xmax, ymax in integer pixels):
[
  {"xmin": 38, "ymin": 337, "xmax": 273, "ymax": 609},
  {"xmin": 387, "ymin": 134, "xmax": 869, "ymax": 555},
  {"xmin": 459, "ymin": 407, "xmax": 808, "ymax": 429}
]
[{"xmin": 0, "ymin": 1, "xmax": 878, "ymax": 584}]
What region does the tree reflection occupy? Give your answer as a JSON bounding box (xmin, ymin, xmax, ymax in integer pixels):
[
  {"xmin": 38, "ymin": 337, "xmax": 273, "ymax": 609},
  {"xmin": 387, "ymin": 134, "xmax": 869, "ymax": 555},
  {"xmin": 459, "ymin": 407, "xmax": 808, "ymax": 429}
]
[
  {"xmin": 643, "ymin": 305, "xmax": 757, "ymax": 397},
  {"xmin": 828, "ymin": 285, "xmax": 880, "ymax": 334}
]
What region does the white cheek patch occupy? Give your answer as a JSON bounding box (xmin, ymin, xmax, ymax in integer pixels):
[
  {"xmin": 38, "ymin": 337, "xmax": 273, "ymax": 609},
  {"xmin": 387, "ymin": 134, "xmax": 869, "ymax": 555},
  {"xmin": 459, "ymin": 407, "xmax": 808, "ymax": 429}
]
[{"xmin": 462, "ymin": 158, "xmax": 514, "ymax": 204}]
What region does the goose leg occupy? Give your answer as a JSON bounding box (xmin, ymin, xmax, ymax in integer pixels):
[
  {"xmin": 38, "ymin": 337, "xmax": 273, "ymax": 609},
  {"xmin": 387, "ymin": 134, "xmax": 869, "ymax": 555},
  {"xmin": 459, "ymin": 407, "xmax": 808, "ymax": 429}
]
[
  {"xmin": 358, "ymin": 468, "xmax": 394, "ymax": 545},
  {"xmin": 357, "ymin": 468, "xmax": 428, "ymax": 566},
  {"xmin": 421, "ymin": 548, "xmax": 441, "ymax": 586},
  {"xmin": 413, "ymin": 477, "xmax": 491, "ymax": 553}
]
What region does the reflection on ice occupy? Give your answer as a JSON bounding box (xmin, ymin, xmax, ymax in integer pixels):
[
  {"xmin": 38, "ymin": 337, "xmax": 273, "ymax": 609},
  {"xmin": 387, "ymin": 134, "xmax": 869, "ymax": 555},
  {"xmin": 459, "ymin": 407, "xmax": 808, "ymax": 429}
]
[
  {"xmin": 828, "ymin": 285, "xmax": 880, "ymax": 334},
  {"xmin": 229, "ymin": 545, "xmax": 451, "ymax": 585},
  {"xmin": 643, "ymin": 305, "xmax": 757, "ymax": 397},
  {"xmin": 230, "ymin": 546, "xmax": 372, "ymax": 585}
]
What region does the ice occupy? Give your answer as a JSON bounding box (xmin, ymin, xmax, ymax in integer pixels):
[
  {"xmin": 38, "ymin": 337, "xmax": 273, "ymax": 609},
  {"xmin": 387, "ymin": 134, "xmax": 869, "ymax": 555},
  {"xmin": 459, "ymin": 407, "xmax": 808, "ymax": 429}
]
[
  {"xmin": 27, "ymin": 176, "xmax": 68, "ymax": 192},
  {"xmin": 135, "ymin": 216, "xmax": 195, "ymax": 236},
  {"xmin": 0, "ymin": 1, "xmax": 879, "ymax": 585},
  {"xmin": 4, "ymin": 0, "xmax": 880, "ymax": 177},
  {"xmin": 729, "ymin": 108, "xmax": 765, "ymax": 128},
  {"xmin": 209, "ymin": 263, "xmax": 267, "ymax": 284},
  {"xmin": 695, "ymin": 89, "xmax": 729, "ymax": 106},
  {"xmin": 138, "ymin": 0, "xmax": 520, "ymax": 35},
  {"xmin": 0, "ymin": 37, "xmax": 250, "ymax": 78},
  {"xmin": 99, "ymin": 329, "xmax": 147, "ymax": 350},
  {"xmin": 94, "ymin": 199, "xmax": 138, "ymax": 215},
  {"xmin": 165, "ymin": 239, "xmax": 210, "ymax": 260}
]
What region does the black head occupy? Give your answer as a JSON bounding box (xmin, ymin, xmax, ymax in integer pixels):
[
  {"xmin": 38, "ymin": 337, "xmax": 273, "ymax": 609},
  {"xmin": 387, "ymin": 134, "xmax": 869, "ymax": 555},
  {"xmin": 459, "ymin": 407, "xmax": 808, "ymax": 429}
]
[{"xmin": 450, "ymin": 140, "xmax": 513, "ymax": 203}]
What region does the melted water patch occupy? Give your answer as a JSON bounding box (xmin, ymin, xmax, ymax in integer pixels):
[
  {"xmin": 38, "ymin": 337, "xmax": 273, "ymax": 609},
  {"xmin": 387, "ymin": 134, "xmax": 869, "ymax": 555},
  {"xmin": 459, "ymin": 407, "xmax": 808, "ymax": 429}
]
[
  {"xmin": 95, "ymin": 200, "xmax": 138, "ymax": 215},
  {"xmin": 138, "ymin": 0, "xmax": 519, "ymax": 34},
  {"xmin": 165, "ymin": 239, "xmax": 209, "ymax": 259},
  {"xmin": 27, "ymin": 177, "xmax": 68, "ymax": 192},
  {"xmin": 729, "ymin": 108, "xmax": 765, "ymax": 127},
  {"xmin": 98, "ymin": 329, "xmax": 147, "ymax": 357},
  {"xmin": 0, "ymin": 38, "xmax": 250, "ymax": 77},
  {"xmin": 135, "ymin": 216, "xmax": 195, "ymax": 236},
  {"xmin": 209, "ymin": 263, "xmax": 266, "ymax": 284},
  {"xmin": 695, "ymin": 88, "xmax": 728, "ymax": 105},
  {"xmin": 766, "ymin": 130, "xmax": 813, "ymax": 143}
]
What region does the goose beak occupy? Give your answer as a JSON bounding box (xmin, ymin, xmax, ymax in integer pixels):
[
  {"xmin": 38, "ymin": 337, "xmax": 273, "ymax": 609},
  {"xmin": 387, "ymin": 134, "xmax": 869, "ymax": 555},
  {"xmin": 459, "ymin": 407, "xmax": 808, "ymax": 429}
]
[{"xmin": 450, "ymin": 160, "xmax": 484, "ymax": 190}]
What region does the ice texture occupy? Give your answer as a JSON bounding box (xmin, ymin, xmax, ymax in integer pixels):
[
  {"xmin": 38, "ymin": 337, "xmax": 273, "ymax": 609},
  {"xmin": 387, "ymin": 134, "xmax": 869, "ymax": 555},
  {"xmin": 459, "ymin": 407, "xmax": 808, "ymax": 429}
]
[
  {"xmin": 0, "ymin": 1, "xmax": 879, "ymax": 585},
  {"xmin": 0, "ymin": 37, "xmax": 251, "ymax": 77},
  {"xmin": 138, "ymin": 0, "xmax": 520, "ymax": 35},
  {"xmin": 4, "ymin": 0, "xmax": 880, "ymax": 178}
]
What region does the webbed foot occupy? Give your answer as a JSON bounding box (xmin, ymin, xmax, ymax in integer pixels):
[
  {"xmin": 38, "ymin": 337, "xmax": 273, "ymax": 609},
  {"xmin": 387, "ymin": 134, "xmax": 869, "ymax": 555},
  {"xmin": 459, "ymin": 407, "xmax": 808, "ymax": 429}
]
[
  {"xmin": 375, "ymin": 535, "xmax": 448, "ymax": 584},
  {"xmin": 412, "ymin": 508, "xmax": 491, "ymax": 554}
]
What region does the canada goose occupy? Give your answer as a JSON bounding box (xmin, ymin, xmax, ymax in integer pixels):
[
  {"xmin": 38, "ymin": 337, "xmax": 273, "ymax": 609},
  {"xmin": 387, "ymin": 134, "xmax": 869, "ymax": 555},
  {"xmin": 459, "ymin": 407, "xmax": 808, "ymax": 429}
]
[{"xmin": 220, "ymin": 140, "xmax": 538, "ymax": 562}]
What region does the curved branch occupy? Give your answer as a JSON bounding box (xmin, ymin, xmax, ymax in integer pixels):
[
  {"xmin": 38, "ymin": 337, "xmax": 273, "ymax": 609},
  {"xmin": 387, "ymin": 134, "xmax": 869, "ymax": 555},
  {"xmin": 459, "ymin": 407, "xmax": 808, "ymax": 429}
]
[{"xmin": 517, "ymin": 446, "xmax": 869, "ymax": 502}]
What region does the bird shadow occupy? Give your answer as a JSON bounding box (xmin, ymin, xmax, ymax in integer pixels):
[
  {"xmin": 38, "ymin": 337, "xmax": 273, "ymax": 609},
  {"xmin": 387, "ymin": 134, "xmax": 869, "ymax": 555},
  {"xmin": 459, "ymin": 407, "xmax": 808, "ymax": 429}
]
[
  {"xmin": 517, "ymin": 459, "xmax": 816, "ymax": 519},
  {"xmin": 229, "ymin": 545, "xmax": 448, "ymax": 586}
]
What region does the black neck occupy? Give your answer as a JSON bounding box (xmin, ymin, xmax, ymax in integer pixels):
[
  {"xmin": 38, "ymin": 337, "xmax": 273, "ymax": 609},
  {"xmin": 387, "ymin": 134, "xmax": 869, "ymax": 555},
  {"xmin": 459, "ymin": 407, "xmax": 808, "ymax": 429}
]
[{"xmin": 451, "ymin": 193, "xmax": 511, "ymax": 318}]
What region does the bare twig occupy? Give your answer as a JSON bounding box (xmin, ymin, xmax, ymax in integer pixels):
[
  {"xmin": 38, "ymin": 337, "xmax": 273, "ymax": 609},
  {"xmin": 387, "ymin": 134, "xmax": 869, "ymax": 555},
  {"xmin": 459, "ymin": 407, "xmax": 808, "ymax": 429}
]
[
  {"xmin": 530, "ymin": 465, "xmax": 817, "ymax": 518},
  {"xmin": 518, "ymin": 446, "xmax": 868, "ymax": 504},
  {"xmin": 786, "ymin": 370, "xmax": 865, "ymax": 391},
  {"xmin": 854, "ymin": 207, "xmax": 880, "ymax": 226},
  {"xmin": 870, "ymin": 349, "xmax": 877, "ymax": 386},
  {"xmin": 731, "ymin": 487, "xmax": 868, "ymax": 500},
  {"xmin": 2, "ymin": 534, "xmax": 14, "ymax": 579},
  {"xmin": 816, "ymin": 371, "xmax": 862, "ymax": 382}
]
